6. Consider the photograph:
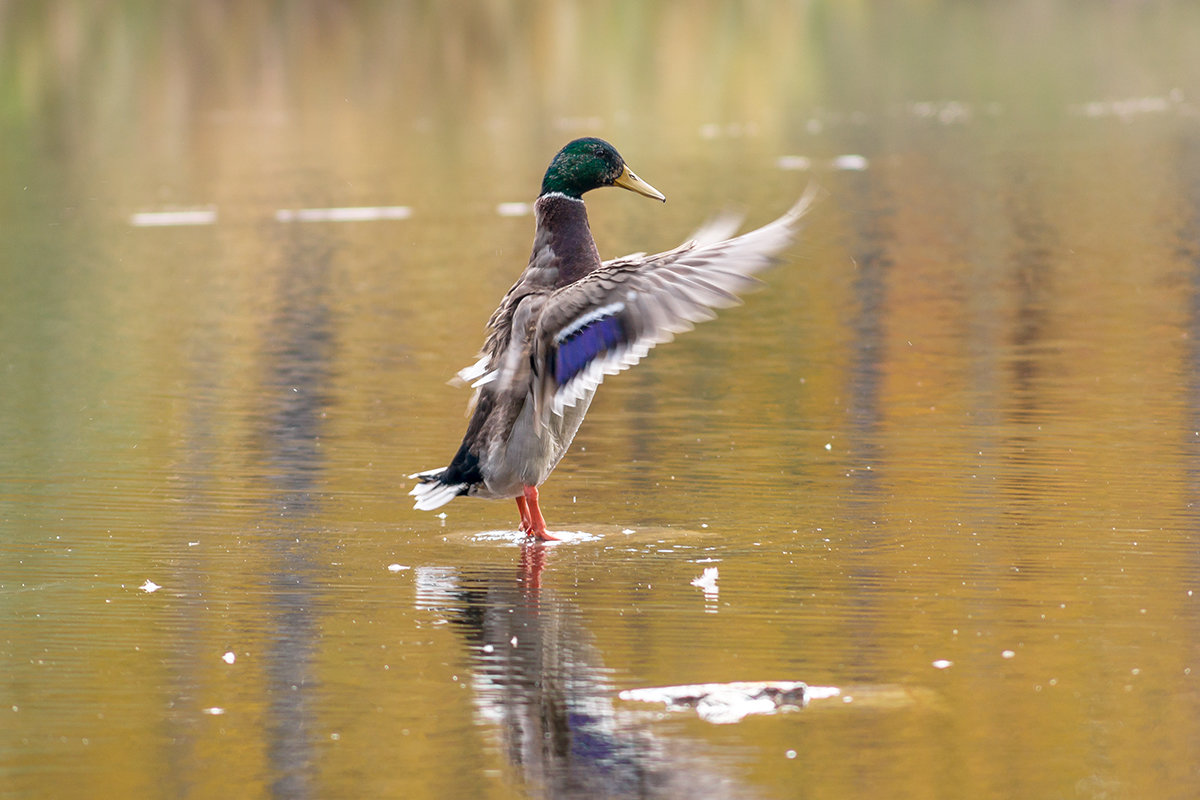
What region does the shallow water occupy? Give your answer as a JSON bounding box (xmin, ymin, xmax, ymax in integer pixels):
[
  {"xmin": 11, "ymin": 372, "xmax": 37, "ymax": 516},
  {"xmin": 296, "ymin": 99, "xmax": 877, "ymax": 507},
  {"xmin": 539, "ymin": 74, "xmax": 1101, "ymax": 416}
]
[{"xmin": 4, "ymin": 3, "xmax": 1200, "ymax": 798}]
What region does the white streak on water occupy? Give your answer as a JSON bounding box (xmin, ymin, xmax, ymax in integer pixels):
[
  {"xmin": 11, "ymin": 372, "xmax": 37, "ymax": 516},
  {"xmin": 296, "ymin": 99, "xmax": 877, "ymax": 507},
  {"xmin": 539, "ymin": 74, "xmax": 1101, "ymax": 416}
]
[{"xmin": 130, "ymin": 209, "xmax": 216, "ymax": 227}]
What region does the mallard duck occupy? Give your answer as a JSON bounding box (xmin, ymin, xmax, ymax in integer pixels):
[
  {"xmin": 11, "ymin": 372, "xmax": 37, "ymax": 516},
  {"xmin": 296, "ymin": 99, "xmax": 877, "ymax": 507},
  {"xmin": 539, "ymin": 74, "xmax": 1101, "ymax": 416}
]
[{"xmin": 410, "ymin": 137, "xmax": 815, "ymax": 540}]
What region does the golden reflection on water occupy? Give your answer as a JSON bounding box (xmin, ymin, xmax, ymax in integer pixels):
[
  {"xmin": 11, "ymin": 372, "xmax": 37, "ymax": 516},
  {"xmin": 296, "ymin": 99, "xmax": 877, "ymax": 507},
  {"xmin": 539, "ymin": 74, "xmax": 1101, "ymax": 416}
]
[{"xmin": 4, "ymin": 2, "xmax": 1200, "ymax": 799}]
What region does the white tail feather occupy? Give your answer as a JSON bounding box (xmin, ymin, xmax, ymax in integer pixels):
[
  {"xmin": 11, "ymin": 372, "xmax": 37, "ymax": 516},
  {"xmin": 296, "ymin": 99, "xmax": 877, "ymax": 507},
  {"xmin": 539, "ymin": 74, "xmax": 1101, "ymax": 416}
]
[{"xmin": 409, "ymin": 469, "xmax": 464, "ymax": 511}]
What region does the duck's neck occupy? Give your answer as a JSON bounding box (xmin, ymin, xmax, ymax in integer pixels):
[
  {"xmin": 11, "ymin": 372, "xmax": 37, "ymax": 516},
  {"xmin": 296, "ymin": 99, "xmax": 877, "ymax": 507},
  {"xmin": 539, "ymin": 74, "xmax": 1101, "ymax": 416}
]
[{"xmin": 525, "ymin": 193, "xmax": 602, "ymax": 289}]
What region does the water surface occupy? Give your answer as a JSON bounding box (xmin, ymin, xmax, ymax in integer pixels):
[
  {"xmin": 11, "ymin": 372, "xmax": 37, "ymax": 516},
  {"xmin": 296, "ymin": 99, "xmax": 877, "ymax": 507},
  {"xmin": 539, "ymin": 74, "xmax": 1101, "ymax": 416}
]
[{"xmin": 3, "ymin": 3, "xmax": 1200, "ymax": 798}]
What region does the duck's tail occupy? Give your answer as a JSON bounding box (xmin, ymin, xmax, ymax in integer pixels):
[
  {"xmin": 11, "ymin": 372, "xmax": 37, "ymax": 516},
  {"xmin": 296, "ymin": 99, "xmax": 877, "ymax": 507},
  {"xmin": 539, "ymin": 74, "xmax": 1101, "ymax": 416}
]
[{"xmin": 408, "ymin": 468, "xmax": 466, "ymax": 511}]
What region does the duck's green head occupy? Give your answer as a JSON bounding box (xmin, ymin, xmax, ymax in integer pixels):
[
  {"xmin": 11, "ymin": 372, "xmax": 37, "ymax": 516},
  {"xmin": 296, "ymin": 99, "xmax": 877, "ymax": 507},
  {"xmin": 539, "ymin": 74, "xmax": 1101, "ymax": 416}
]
[{"xmin": 540, "ymin": 137, "xmax": 666, "ymax": 202}]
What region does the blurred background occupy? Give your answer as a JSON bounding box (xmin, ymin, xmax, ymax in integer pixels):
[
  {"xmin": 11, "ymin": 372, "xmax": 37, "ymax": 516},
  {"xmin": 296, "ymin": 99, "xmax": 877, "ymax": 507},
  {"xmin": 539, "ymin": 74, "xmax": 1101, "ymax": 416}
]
[{"xmin": 3, "ymin": 2, "xmax": 1200, "ymax": 798}]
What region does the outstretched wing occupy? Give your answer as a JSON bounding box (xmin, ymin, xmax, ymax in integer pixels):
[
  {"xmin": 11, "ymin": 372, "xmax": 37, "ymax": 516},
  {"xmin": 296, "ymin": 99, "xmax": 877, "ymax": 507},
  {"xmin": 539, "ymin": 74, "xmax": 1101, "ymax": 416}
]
[{"xmin": 530, "ymin": 185, "xmax": 819, "ymax": 419}]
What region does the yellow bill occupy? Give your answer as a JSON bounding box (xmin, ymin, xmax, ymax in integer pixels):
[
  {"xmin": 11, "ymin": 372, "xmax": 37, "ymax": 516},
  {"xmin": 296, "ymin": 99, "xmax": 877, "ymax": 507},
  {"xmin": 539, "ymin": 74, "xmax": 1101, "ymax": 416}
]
[{"xmin": 613, "ymin": 164, "xmax": 666, "ymax": 202}]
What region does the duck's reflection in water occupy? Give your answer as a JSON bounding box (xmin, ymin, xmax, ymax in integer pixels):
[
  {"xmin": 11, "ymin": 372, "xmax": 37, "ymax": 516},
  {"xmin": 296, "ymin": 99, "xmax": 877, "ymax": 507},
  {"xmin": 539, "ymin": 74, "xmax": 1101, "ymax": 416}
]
[{"xmin": 415, "ymin": 543, "xmax": 757, "ymax": 800}]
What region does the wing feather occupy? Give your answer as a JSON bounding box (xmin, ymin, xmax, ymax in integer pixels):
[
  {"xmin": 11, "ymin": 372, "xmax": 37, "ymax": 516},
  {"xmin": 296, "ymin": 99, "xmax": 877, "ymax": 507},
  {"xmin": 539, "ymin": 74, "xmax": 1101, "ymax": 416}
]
[{"xmin": 526, "ymin": 185, "xmax": 820, "ymax": 421}]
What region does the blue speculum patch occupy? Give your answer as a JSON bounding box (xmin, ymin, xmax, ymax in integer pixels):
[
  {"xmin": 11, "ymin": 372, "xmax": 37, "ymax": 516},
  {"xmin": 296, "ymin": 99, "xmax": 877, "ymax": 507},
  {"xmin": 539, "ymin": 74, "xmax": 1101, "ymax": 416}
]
[{"xmin": 556, "ymin": 314, "xmax": 625, "ymax": 385}]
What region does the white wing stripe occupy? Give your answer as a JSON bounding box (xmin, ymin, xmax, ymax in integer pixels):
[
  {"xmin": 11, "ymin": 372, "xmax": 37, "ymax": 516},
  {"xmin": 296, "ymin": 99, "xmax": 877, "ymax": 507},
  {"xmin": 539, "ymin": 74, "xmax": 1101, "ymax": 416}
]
[
  {"xmin": 554, "ymin": 300, "xmax": 627, "ymax": 344},
  {"xmin": 453, "ymin": 354, "xmax": 491, "ymax": 386}
]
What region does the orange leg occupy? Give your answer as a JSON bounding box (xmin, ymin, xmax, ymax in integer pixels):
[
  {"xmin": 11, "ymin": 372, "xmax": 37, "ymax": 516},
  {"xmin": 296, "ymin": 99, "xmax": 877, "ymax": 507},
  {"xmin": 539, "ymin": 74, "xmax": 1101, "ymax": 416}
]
[
  {"xmin": 515, "ymin": 495, "xmax": 532, "ymax": 533},
  {"xmin": 522, "ymin": 485, "xmax": 557, "ymax": 541}
]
